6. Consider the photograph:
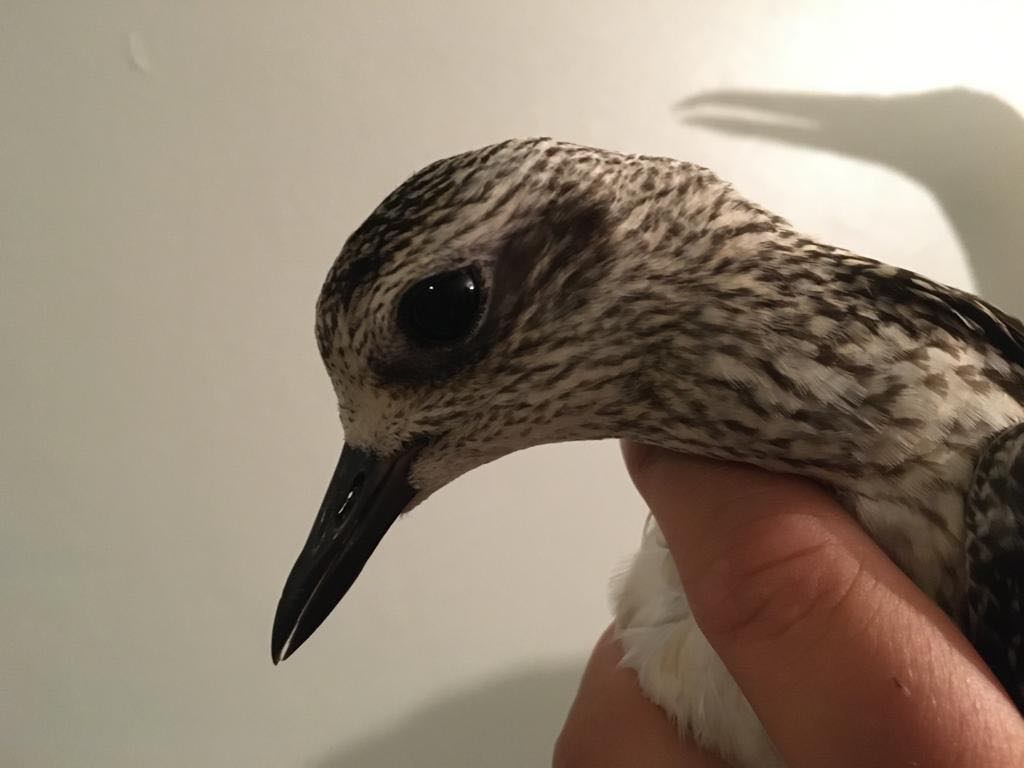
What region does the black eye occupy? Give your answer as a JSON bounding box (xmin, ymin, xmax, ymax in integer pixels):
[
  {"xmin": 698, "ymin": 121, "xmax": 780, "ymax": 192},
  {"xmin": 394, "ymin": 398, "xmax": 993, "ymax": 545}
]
[{"xmin": 397, "ymin": 268, "xmax": 484, "ymax": 346}]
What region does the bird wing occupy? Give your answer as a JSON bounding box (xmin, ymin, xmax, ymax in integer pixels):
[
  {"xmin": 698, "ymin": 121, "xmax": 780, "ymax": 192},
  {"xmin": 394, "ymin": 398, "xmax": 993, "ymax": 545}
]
[
  {"xmin": 867, "ymin": 265, "xmax": 1024, "ymax": 372},
  {"xmin": 965, "ymin": 422, "xmax": 1024, "ymax": 712},
  {"xmin": 859, "ymin": 262, "xmax": 1024, "ymax": 709}
]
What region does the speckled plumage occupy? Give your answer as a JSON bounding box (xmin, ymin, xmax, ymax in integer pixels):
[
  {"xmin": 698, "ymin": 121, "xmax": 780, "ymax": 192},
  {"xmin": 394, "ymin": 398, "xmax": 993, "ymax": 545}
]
[{"xmin": 310, "ymin": 138, "xmax": 1024, "ymax": 766}]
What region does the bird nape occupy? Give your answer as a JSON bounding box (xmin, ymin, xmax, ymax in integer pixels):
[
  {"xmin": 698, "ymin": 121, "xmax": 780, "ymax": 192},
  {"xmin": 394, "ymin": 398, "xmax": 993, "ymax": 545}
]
[{"xmin": 272, "ymin": 138, "xmax": 1024, "ymax": 768}]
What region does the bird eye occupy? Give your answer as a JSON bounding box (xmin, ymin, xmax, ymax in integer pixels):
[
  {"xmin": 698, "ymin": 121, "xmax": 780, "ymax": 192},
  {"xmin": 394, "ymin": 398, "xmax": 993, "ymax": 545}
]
[{"xmin": 397, "ymin": 268, "xmax": 484, "ymax": 346}]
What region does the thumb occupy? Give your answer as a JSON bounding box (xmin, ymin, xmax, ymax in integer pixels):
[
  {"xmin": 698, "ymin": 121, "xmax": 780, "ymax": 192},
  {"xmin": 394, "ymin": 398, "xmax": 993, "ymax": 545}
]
[{"xmin": 620, "ymin": 441, "xmax": 1023, "ymax": 768}]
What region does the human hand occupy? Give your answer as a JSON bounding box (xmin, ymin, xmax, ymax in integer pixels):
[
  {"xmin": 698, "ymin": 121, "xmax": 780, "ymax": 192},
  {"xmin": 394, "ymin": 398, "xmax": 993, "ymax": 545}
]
[{"xmin": 554, "ymin": 443, "xmax": 1024, "ymax": 767}]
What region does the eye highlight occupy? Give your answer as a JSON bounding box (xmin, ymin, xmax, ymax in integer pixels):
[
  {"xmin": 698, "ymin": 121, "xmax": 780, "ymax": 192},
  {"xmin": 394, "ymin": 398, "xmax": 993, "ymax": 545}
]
[{"xmin": 397, "ymin": 268, "xmax": 484, "ymax": 346}]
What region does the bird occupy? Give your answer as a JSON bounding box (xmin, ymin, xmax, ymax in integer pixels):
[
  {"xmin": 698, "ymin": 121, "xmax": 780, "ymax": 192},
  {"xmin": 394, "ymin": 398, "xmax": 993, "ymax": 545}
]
[{"xmin": 271, "ymin": 138, "xmax": 1024, "ymax": 767}]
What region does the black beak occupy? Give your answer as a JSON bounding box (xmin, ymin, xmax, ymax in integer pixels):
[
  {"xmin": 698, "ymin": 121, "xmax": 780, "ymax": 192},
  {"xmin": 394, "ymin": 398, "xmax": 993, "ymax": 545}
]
[{"xmin": 271, "ymin": 442, "xmax": 421, "ymax": 664}]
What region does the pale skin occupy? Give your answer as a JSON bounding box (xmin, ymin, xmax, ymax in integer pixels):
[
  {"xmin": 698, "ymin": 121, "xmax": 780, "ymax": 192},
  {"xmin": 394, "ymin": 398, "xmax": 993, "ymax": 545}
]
[{"xmin": 553, "ymin": 442, "xmax": 1024, "ymax": 768}]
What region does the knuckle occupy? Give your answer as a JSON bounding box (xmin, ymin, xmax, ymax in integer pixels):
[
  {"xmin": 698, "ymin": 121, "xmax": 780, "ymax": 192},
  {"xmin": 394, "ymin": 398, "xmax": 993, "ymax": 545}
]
[{"xmin": 688, "ymin": 502, "xmax": 863, "ymax": 646}]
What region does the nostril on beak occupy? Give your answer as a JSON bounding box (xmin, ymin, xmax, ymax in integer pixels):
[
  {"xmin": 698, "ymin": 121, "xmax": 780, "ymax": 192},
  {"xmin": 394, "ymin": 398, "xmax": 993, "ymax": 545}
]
[{"xmin": 338, "ymin": 473, "xmax": 365, "ymax": 518}]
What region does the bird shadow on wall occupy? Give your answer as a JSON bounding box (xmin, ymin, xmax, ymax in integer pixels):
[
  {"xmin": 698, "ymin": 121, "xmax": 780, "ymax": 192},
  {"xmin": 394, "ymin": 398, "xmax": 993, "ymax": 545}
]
[
  {"xmin": 312, "ymin": 662, "xmax": 582, "ymax": 768},
  {"xmin": 678, "ymin": 87, "xmax": 1024, "ymax": 318}
]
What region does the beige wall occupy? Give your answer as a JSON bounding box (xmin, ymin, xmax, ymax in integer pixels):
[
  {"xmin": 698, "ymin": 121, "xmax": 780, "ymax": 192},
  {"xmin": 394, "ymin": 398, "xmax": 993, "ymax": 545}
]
[{"xmin": 4, "ymin": 2, "xmax": 1023, "ymax": 765}]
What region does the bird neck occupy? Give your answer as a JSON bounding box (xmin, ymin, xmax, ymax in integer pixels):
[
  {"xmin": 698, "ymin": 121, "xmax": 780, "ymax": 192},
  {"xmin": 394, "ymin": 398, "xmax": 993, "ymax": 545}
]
[{"xmin": 596, "ymin": 173, "xmax": 854, "ymax": 476}]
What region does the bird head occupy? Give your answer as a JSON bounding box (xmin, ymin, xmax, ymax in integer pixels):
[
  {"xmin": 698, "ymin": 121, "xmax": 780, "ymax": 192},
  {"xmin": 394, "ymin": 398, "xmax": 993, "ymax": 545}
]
[{"xmin": 271, "ymin": 138, "xmax": 749, "ymax": 662}]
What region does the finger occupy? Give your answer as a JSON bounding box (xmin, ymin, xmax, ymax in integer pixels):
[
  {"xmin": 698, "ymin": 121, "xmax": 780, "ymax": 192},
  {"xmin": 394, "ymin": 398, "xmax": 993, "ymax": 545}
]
[
  {"xmin": 622, "ymin": 442, "xmax": 1024, "ymax": 768},
  {"xmin": 554, "ymin": 625, "xmax": 730, "ymax": 768}
]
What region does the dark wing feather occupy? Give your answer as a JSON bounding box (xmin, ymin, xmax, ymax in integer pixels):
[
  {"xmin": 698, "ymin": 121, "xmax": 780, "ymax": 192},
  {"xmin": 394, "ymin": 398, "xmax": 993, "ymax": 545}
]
[
  {"xmin": 965, "ymin": 422, "xmax": 1024, "ymax": 712},
  {"xmin": 872, "ymin": 266, "xmax": 1024, "ymax": 372}
]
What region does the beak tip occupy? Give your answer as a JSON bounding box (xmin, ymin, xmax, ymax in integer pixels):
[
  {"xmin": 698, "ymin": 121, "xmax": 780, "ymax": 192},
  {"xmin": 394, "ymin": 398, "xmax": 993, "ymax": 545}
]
[
  {"xmin": 271, "ymin": 637, "xmax": 294, "ymax": 665},
  {"xmin": 271, "ymin": 606, "xmax": 295, "ymax": 665}
]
